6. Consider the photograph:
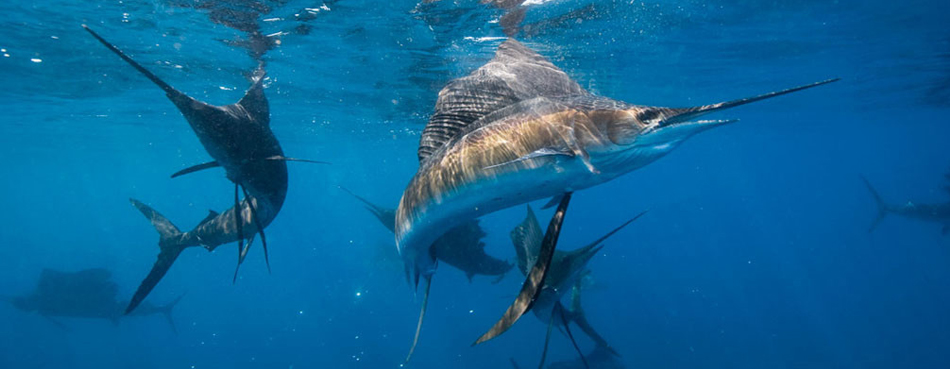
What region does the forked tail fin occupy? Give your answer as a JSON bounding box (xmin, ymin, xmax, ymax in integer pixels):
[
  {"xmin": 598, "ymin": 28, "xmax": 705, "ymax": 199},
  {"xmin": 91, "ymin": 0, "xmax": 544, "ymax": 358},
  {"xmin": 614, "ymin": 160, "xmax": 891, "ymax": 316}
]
[
  {"xmin": 159, "ymin": 294, "xmax": 185, "ymax": 334},
  {"xmin": 339, "ymin": 187, "xmax": 397, "ymax": 233},
  {"xmin": 127, "ymin": 199, "xmax": 188, "ymax": 314},
  {"xmin": 861, "ymin": 176, "xmax": 890, "ymax": 233}
]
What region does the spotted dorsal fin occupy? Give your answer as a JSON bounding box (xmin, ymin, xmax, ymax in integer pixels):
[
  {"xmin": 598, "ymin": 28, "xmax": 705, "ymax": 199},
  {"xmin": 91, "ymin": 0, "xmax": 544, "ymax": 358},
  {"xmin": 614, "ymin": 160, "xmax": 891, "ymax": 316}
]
[{"xmin": 417, "ymin": 39, "xmax": 587, "ymax": 162}]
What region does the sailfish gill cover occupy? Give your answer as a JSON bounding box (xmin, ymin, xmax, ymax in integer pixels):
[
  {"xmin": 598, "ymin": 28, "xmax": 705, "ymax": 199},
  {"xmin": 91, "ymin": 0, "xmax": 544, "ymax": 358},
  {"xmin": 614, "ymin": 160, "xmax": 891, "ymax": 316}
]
[{"xmin": 1, "ymin": 0, "xmax": 950, "ymax": 368}]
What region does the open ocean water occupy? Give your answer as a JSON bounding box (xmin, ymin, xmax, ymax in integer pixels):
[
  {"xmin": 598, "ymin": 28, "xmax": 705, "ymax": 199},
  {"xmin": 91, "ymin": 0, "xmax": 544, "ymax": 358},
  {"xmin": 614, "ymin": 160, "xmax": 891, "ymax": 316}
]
[{"xmin": 1, "ymin": 0, "xmax": 949, "ymax": 368}]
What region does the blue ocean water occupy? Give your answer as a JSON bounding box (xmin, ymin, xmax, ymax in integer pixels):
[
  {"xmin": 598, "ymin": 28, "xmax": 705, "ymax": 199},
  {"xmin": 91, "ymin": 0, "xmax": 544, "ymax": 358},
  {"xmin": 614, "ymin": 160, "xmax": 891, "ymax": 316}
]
[{"xmin": 1, "ymin": 0, "xmax": 949, "ymax": 368}]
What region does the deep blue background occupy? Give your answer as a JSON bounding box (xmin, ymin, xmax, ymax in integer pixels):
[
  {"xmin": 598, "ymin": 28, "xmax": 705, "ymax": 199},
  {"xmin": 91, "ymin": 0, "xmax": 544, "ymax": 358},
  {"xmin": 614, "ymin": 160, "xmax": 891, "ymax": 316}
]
[{"xmin": 1, "ymin": 0, "xmax": 949, "ymax": 368}]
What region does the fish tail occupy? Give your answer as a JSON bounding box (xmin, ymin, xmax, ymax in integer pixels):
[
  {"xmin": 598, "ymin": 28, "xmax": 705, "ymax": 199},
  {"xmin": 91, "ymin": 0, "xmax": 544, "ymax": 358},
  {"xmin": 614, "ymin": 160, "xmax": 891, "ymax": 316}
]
[
  {"xmin": 861, "ymin": 176, "xmax": 890, "ymax": 233},
  {"xmin": 159, "ymin": 294, "xmax": 185, "ymax": 334},
  {"xmin": 126, "ymin": 199, "xmax": 189, "ymax": 314}
]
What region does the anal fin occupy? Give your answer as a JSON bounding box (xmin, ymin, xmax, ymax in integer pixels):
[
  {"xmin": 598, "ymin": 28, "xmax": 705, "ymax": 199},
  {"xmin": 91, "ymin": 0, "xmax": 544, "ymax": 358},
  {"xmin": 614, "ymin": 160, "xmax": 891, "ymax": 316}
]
[
  {"xmin": 540, "ymin": 195, "xmax": 564, "ymax": 210},
  {"xmin": 555, "ymin": 302, "xmax": 589, "ymax": 369},
  {"xmin": 241, "ymin": 186, "xmax": 271, "ymax": 274},
  {"xmin": 473, "ymin": 192, "xmax": 573, "ymax": 346},
  {"xmin": 537, "ymin": 306, "xmax": 556, "ymax": 369},
  {"xmin": 233, "ymin": 184, "xmax": 245, "ymax": 284},
  {"xmin": 233, "ymin": 235, "xmax": 255, "ymax": 283},
  {"xmin": 404, "ymin": 275, "xmax": 432, "ymax": 365}
]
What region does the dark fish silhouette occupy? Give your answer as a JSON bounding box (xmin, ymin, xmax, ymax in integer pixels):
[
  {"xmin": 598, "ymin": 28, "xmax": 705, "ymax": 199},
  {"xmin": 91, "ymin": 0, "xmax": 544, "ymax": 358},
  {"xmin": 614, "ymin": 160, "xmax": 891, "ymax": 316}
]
[
  {"xmin": 393, "ymin": 39, "xmax": 836, "ymax": 360},
  {"xmin": 341, "ymin": 188, "xmax": 512, "ymax": 282},
  {"xmin": 5, "ymin": 268, "xmax": 181, "ymax": 331},
  {"xmin": 862, "ymin": 174, "xmax": 950, "ymax": 234},
  {"xmin": 546, "ymin": 346, "xmax": 626, "ymax": 369},
  {"xmin": 83, "ymin": 25, "xmax": 323, "ymax": 313}
]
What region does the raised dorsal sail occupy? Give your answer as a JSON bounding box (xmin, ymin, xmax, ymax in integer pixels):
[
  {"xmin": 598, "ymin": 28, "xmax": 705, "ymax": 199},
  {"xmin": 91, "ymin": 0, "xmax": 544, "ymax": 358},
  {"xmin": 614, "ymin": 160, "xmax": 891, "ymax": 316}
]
[{"xmin": 417, "ymin": 39, "xmax": 587, "ymax": 162}]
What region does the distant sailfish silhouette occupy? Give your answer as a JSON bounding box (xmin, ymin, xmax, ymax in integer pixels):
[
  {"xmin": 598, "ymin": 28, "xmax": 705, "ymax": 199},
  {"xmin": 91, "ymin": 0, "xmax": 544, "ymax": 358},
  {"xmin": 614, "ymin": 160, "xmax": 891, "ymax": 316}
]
[{"xmin": 83, "ymin": 25, "xmax": 325, "ymax": 314}]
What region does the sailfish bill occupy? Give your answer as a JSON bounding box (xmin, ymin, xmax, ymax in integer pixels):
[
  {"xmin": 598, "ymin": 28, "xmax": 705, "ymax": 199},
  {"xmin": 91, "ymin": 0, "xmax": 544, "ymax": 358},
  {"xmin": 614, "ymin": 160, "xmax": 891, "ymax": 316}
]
[
  {"xmin": 473, "ymin": 192, "xmax": 573, "ymax": 346},
  {"xmin": 658, "ymin": 78, "xmax": 840, "ymax": 127}
]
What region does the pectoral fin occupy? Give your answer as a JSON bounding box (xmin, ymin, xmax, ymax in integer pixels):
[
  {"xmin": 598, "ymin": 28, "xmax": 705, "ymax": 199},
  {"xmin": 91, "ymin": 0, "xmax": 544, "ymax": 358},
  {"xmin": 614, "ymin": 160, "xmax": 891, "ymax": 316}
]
[
  {"xmin": 473, "ymin": 192, "xmax": 573, "ymax": 346},
  {"xmin": 540, "ymin": 195, "xmax": 563, "ymax": 210},
  {"xmin": 263, "ymin": 155, "xmax": 329, "ymax": 165},
  {"xmin": 170, "ymin": 161, "xmax": 220, "ymax": 178},
  {"xmin": 484, "ymin": 148, "xmax": 574, "ymax": 170}
]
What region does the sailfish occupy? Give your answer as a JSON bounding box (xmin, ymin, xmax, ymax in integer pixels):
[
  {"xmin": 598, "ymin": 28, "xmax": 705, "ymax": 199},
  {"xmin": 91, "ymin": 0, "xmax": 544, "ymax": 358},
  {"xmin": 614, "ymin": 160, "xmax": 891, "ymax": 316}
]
[
  {"xmin": 510, "ymin": 205, "xmax": 645, "ymax": 368},
  {"xmin": 83, "ymin": 25, "xmax": 323, "ymax": 313},
  {"xmin": 395, "ymin": 38, "xmax": 837, "ymax": 361}
]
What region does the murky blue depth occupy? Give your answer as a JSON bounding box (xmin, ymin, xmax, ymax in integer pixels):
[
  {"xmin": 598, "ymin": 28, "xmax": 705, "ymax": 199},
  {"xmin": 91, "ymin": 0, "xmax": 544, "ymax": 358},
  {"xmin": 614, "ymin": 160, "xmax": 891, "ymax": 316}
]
[{"xmin": 1, "ymin": 0, "xmax": 949, "ymax": 368}]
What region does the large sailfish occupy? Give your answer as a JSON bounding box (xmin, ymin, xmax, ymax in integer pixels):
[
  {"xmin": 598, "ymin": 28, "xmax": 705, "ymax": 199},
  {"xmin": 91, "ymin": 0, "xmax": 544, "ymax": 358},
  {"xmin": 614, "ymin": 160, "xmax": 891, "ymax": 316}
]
[
  {"xmin": 395, "ymin": 39, "xmax": 837, "ymax": 361},
  {"xmin": 83, "ymin": 26, "xmax": 322, "ymax": 313}
]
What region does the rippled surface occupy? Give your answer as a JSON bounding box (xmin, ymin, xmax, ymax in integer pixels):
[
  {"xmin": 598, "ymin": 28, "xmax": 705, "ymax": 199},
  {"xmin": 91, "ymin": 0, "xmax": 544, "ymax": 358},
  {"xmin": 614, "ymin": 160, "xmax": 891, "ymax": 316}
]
[{"xmin": 1, "ymin": 1, "xmax": 949, "ymax": 368}]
